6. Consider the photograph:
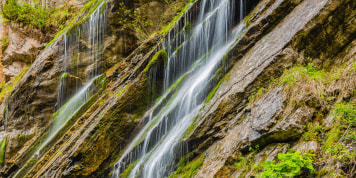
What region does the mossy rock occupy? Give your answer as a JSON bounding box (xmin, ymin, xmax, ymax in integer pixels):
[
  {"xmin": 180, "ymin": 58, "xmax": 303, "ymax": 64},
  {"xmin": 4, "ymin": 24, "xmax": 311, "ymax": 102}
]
[{"xmin": 143, "ymin": 49, "xmax": 168, "ymax": 75}]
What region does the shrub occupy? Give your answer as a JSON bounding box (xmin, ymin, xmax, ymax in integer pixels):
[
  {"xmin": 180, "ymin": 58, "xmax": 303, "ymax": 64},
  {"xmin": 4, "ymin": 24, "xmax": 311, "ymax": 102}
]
[
  {"xmin": 1, "ymin": 0, "xmax": 74, "ymax": 30},
  {"xmin": 334, "ymin": 103, "xmax": 356, "ymax": 127},
  {"xmin": 260, "ymin": 151, "xmax": 315, "ymax": 178}
]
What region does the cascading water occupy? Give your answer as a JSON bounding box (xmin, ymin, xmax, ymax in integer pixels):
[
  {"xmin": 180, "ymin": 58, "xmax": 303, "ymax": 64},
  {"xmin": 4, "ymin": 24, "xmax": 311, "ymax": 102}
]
[
  {"xmin": 112, "ymin": 0, "xmax": 248, "ymax": 177},
  {"xmin": 12, "ymin": 1, "xmax": 107, "ymax": 177},
  {"xmin": 37, "ymin": 0, "xmax": 107, "ymax": 157}
]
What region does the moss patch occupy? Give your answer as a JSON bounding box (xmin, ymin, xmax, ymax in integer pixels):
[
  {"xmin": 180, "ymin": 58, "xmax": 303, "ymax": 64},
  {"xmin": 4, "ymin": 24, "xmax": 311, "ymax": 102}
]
[
  {"xmin": 0, "ymin": 65, "xmax": 30, "ymax": 101},
  {"xmin": 45, "ymin": 0, "xmax": 107, "ymax": 48},
  {"xmin": 120, "ymin": 160, "xmax": 138, "ymax": 178},
  {"xmin": 143, "ymin": 49, "xmax": 168, "ymax": 74},
  {"xmin": 0, "ymin": 137, "xmax": 7, "ymax": 164},
  {"xmin": 169, "ymin": 154, "xmax": 204, "ymax": 178},
  {"xmin": 160, "ymin": 0, "xmax": 195, "ymax": 36}
]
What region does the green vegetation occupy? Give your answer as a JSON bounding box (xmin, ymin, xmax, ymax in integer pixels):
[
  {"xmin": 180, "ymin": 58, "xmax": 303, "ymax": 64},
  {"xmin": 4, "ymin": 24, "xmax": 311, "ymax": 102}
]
[
  {"xmin": 248, "ymin": 87, "xmax": 265, "ymax": 105},
  {"xmin": 0, "ymin": 137, "xmax": 6, "ymax": 164},
  {"xmin": 247, "ymin": 59, "xmax": 355, "ymax": 177},
  {"xmin": 205, "ymin": 80, "xmax": 222, "ymax": 104},
  {"xmin": 1, "ymin": 0, "xmax": 77, "ymax": 30},
  {"xmin": 60, "ymin": 73, "xmax": 69, "ymax": 80},
  {"xmin": 260, "ymin": 150, "xmax": 315, "ymax": 178},
  {"xmin": 321, "ymin": 102, "xmax": 356, "ymax": 170},
  {"xmin": 120, "ymin": 160, "xmax": 138, "ymax": 178},
  {"xmin": 116, "ymin": 86, "xmax": 128, "ymax": 98},
  {"xmin": 334, "ymin": 102, "xmax": 356, "ymax": 127},
  {"xmin": 45, "ymin": 0, "xmax": 107, "ymax": 48},
  {"xmin": 303, "ymin": 123, "xmax": 323, "ymax": 141},
  {"xmin": 234, "ymin": 156, "xmax": 248, "ymax": 170},
  {"xmin": 67, "ymin": 0, "xmax": 106, "ymax": 34},
  {"xmin": 205, "ymin": 72, "xmax": 231, "ymax": 104},
  {"xmin": 181, "ymin": 115, "xmax": 197, "ymax": 139},
  {"xmin": 169, "ymin": 154, "xmax": 204, "ymax": 178},
  {"xmin": 117, "ymin": 2, "xmax": 153, "ymax": 40},
  {"xmin": 233, "ymin": 150, "xmax": 264, "ymax": 177},
  {"xmin": 0, "ymin": 65, "xmax": 30, "ymax": 101},
  {"xmin": 245, "ymin": 15, "xmax": 252, "ymax": 27},
  {"xmin": 160, "ymin": 0, "xmax": 195, "ymax": 36},
  {"xmin": 17, "ymin": 134, "xmax": 28, "ymax": 148},
  {"xmin": 0, "ymin": 36, "xmax": 9, "ymax": 53},
  {"xmin": 279, "ymin": 62, "xmax": 341, "ymax": 86},
  {"xmin": 143, "ymin": 49, "xmax": 168, "ymax": 74}
]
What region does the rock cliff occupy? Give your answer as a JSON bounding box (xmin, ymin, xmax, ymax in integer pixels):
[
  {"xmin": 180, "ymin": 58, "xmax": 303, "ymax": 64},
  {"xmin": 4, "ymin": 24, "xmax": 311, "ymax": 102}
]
[{"xmin": 0, "ymin": 0, "xmax": 355, "ymax": 177}]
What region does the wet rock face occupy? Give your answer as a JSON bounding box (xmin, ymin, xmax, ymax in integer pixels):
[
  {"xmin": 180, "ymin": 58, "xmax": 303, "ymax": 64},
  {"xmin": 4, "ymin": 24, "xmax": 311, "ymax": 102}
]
[
  {"xmin": 0, "ymin": 0, "xmax": 193, "ymax": 176},
  {"xmin": 181, "ymin": 0, "xmax": 356, "ymax": 177},
  {"xmin": 0, "ymin": 0, "xmax": 353, "ymax": 176},
  {"xmin": 0, "ymin": 0, "xmax": 139, "ymax": 173}
]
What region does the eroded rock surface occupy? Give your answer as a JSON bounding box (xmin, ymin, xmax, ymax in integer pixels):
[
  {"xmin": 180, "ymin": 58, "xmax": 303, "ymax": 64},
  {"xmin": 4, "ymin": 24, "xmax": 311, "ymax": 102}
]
[{"xmin": 0, "ymin": 0, "xmax": 354, "ymax": 177}]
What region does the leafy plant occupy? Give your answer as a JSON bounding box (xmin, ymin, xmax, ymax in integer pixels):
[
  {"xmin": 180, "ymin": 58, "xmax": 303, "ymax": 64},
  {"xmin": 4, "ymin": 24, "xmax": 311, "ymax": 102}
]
[{"xmin": 260, "ymin": 151, "xmax": 315, "ymax": 178}]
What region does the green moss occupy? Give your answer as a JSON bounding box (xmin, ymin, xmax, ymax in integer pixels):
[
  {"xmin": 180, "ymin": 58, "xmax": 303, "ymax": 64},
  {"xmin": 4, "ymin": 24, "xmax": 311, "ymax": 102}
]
[
  {"xmin": 155, "ymin": 73, "xmax": 187, "ymax": 104},
  {"xmin": 143, "ymin": 49, "xmax": 168, "ymax": 74},
  {"xmin": 247, "ymin": 87, "xmax": 266, "ymax": 105},
  {"xmin": 68, "ymin": 0, "xmax": 107, "ymax": 34},
  {"xmin": 17, "ymin": 134, "xmax": 28, "ymax": 148},
  {"xmin": 0, "ymin": 36, "xmax": 9, "ymax": 53},
  {"xmin": 0, "ymin": 65, "xmax": 30, "ymax": 101},
  {"xmin": 302, "ymin": 123, "xmax": 323, "ymax": 142},
  {"xmin": 181, "ymin": 115, "xmax": 198, "ymax": 139},
  {"xmin": 169, "ymin": 154, "xmax": 204, "ymax": 178},
  {"xmin": 0, "ymin": 137, "xmax": 6, "ymax": 164},
  {"xmin": 234, "ymin": 156, "xmax": 248, "ymax": 170},
  {"xmin": 120, "ymin": 160, "xmax": 138, "ymax": 178},
  {"xmin": 205, "ymin": 80, "xmax": 222, "ymax": 104},
  {"xmin": 278, "ymin": 63, "xmax": 343, "ymax": 87},
  {"xmin": 204, "ymin": 70, "xmax": 232, "ymax": 105},
  {"xmin": 60, "ymin": 73, "xmax": 69, "ymax": 80},
  {"xmin": 245, "ymin": 15, "xmax": 252, "ymax": 27},
  {"xmin": 116, "ymin": 86, "xmax": 128, "ymax": 98},
  {"xmin": 160, "ymin": 0, "xmax": 195, "ymax": 36},
  {"xmin": 323, "ymin": 102, "xmax": 356, "ymax": 158},
  {"xmin": 45, "ymin": 0, "xmax": 107, "ymax": 49},
  {"xmin": 11, "ymin": 75, "xmax": 106, "ymax": 177}
]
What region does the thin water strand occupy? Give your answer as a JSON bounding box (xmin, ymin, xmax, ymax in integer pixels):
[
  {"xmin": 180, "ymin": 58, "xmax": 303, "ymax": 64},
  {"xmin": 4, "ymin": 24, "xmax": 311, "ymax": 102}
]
[{"xmin": 113, "ymin": 0, "xmax": 246, "ymax": 177}]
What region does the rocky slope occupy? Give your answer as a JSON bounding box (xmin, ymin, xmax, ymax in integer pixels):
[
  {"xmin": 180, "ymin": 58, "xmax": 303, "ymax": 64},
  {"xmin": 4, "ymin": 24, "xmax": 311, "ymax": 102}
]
[{"xmin": 0, "ymin": 0, "xmax": 355, "ymax": 177}]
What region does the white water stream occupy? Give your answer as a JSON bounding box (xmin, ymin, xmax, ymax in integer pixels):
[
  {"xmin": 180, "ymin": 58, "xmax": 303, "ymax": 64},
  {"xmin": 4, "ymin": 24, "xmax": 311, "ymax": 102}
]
[
  {"xmin": 12, "ymin": 1, "xmax": 107, "ymax": 177},
  {"xmin": 113, "ymin": 0, "xmax": 247, "ymax": 177}
]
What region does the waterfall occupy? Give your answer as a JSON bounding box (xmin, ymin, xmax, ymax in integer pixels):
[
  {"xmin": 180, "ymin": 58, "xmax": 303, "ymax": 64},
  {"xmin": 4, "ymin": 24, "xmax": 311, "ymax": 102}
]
[
  {"xmin": 11, "ymin": 1, "xmax": 107, "ymax": 177},
  {"xmin": 37, "ymin": 0, "xmax": 107, "ymax": 157},
  {"xmin": 112, "ymin": 0, "xmax": 247, "ymax": 177}
]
